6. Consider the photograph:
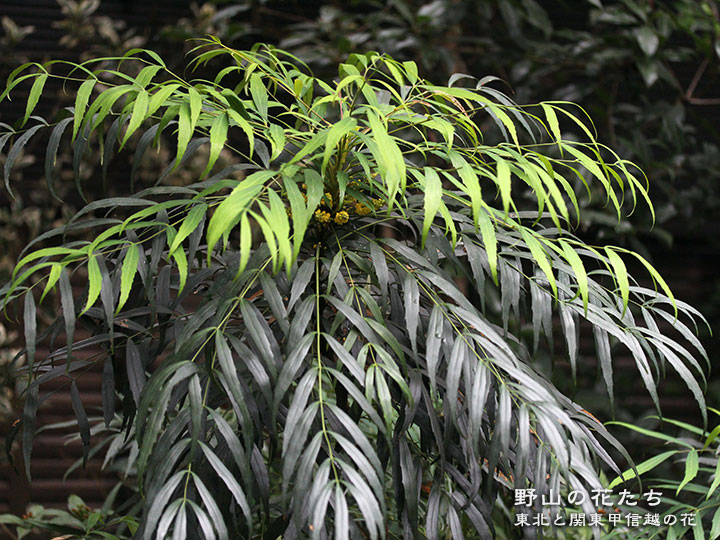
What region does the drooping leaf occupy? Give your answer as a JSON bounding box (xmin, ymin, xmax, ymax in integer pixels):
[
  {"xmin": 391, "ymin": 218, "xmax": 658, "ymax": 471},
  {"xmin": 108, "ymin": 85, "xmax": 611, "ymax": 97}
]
[{"xmin": 126, "ymin": 338, "xmax": 146, "ymax": 406}]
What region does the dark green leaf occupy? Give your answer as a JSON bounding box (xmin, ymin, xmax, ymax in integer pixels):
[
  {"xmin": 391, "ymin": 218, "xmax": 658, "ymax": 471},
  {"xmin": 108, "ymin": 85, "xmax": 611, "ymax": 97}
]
[
  {"xmin": 70, "ymin": 380, "xmax": 90, "ymax": 467},
  {"xmin": 126, "ymin": 338, "xmax": 146, "ymax": 406}
]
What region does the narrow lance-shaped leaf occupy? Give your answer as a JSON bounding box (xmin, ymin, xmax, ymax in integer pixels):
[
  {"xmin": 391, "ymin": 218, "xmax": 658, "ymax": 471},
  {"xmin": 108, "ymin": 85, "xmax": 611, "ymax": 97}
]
[
  {"xmin": 421, "ymin": 166, "xmax": 442, "ymax": 247},
  {"xmin": 126, "ymin": 338, "xmax": 146, "ymax": 406},
  {"xmin": 58, "ymin": 268, "xmax": 75, "ymax": 359},
  {"xmin": 476, "ymin": 210, "xmax": 498, "ymax": 284},
  {"xmin": 174, "ymin": 101, "xmax": 192, "ymax": 169},
  {"xmin": 120, "ymin": 89, "xmax": 149, "ymax": 148},
  {"xmin": 23, "ymin": 291, "xmax": 36, "ymax": 370},
  {"xmin": 22, "ymin": 383, "xmax": 38, "ymax": 481},
  {"xmin": 560, "ymin": 240, "xmax": 589, "ymax": 314},
  {"xmin": 206, "ymin": 170, "xmax": 274, "ymax": 264},
  {"xmin": 117, "ymin": 244, "xmax": 139, "ymax": 313},
  {"xmin": 677, "ymin": 448, "xmax": 699, "ymax": 494},
  {"xmin": 403, "ymin": 272, "xmax": 419, "ymax": 353},
  {"xmin": 627, "ymin": 249, "xmax": 678, "ymax": 317},
  {"xmin": 250, "ymin": 72, "xmax": 268, "ymax": 122},
  {"xmin": 169, "ymin": 204, "xmax": 207, "ymax": 256},
  {"xmin": 202, "ymin": 111, "xmax": 229, "ymax": 178},
  {"xmin": 321, "ymin": 116, "xmax": 356, "ymax": 174},
  {"xmin": 41, "ymin": 262, "xmax": 62, "ymax": 303},
  {"xmin": 4, "ymin": 124, "xmax": 44, "ymax": 197},
  {"xmin": 608, "ymin": 450, "xmax": 678, "ymax": 489},
  {"xmin": 268, "ymin": 123, "xmax": 285, "ymax": 162},
  {"xmin": 495, "ymin": 159, "xmax": 512, "ymax": 215},
  {"xmin": 367, "ymin": 111, "xmax": 406, "ymax": 209},
  {"xmin": 44, "ymin": 117, "xmax": 73, "ymax": 201},
  {"xmin": 81, "ymin": 254, "xmax": 102, "ymax": 315},
  {"xmin": 605, "ymin": 247, "xmax": 629, "ymax": 316},
  {"xmin": 72, "ymin": 78, "xmax": 97, "ymax": 141},
  {"xmin": 541, "ymin": 103, "xmax": 562, "ymax": 146},
  {"xmin": 706, "ymin": 459, "xmax": 720, "ymax": 500},
  {"xmin": 102, "ymin": 357, "xmax": 115, "ymax": 428},
  {"xmin": 521, "ymin": 230, "xmax": 557, "ymax": 298},
  {"xmin": 22, "ymin": 72, "xmax": 47, "ymax": 127},
  {"xmin": 171, "ymin": 244, "xmax": 188, "ymax": 293},
  {"xmin": 70, "ymin": 380, "xmax": 90, "ymax": 467}
]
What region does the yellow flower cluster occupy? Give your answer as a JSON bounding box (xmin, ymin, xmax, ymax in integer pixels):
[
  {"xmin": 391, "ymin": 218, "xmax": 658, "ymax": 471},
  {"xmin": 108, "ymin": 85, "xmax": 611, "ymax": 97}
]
[
  {"xmin": 354, "ymin": 203, "xmax": 372, "ymax": 216},
  {"xmin": 334, "ymin": 211, "xmax": 349, "ymax": 224},
  {"xmin": 314, "ymin": 210, "xmax": 332, "ymax": 223},
  {"xmin": 294, "ymin": 180, "xmax": 386, "ymax": 226}
]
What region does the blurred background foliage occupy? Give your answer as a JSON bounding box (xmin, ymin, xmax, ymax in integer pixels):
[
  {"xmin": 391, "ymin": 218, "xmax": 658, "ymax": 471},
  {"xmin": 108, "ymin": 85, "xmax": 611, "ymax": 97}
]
[{"xmin": 1, "ymin": 0, "xmax": 719, "ymax": 496}]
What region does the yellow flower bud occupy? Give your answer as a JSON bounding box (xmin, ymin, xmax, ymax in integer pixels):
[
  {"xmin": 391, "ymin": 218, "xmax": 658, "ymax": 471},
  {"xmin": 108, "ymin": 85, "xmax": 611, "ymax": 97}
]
[
  {"xmin": 334, "ymin": 211, "xmax": 349, "ymax": 224},
  {"xmin": 354, "ymin": 203, "xmax": 371, "ymax": 216},
  {"xmin": 314, "ymin": 209, "xmax": 331, "ymax": 223}
]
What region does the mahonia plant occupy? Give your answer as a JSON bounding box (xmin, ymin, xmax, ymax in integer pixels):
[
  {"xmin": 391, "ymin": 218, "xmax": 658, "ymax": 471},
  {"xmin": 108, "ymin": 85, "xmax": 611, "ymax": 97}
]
[{"xmin": 0, "ymin": 37, "xmax": 709, "ymax": 539}]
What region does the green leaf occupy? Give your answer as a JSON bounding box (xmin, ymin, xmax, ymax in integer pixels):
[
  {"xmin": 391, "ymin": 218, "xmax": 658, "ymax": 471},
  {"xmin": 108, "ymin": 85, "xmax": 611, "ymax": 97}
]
[
  {"xmin": 560, "ymin": 240, "xmax": 589, "ymax": 314},
  {"xmin": 202, "ymin": 112, "xmax": 229, "ymax": 178},
  {"xmin": 476, "ymin": 210, "xmax": 498, "ymax": 284},
  {"xmin": 169, "ymin": 204, "xmax": 207, "ymax": 256},
  {"xmin": 116, "ymin": 244, "xmax": 139, "ymax": 314},
  {"xmin": 705, "ymin": 459, "xmax": 720, "ymax": 500},
  {"xmin": 188, "ymin": 86, "xmax": 202, "ymax": 127},
  {"xmin": 605, "ymin": 247, "xmax": 629, "ymax": 316},
  {"xmin": 174, "ymin": 101, "xmax": 193, "ymax": 169},
  {"xmin": 705, "ymin": 425, "xmax": 720, "ymax": 449},
  {"xmin": 206, "ymin": 170, "xmax": 274, "ymax": 263},
  {"xmin": 322, "ymin": 116, "xmax": 356, "ymax": 174},
  {"xmin": 495, "ymin": 159, "xmax": 512, "ymax": 215},
  {"xmin": 521, "ymin": 230, "xmax": 557, "ymax": 298},
  {"xmin": 260, "ymin": 189, "xmax": 291, "ymax": 272},
  {"xmin": 608, "ymin": 421, "xmax": 694, "ymax": 448},
  {"xmin": 677, "ymin": 448, "xmax": 699, "ymax": 494},
  {"xmin": 227, "ymin": 109, "xmax": 254, "ymax": 159},
  {"xmin": 628, "ymin": 249, "xmax": 677, "ymax": 317},
  {"xmin": 41, "ymin": 262, "xmax": 62, "ymax": 303},
  {"xmin": 250, "ymin": 72, "xmax": 268, "ymax": 122},
  {"xmin": 238, "ymin": 212, "xmax": 252, "ymax": 275},
  {"xmin": 120, "ymin": 89, "xmax": 149, "ymax": 148},
  {"xmin": 22, "ymin": 73, "xmax": 47, "ymax": 128},
  {"xmin": 147, "ymin": 83, "xmax": 180, "ymax": 117},
  {"xmin": 171, "ymin": 244, "xmax": 188, "ymax": 293},
  {"xmin": 608, "ymin": 450, "xmax": 678, "ymax": 489},
  {"xmin": 541, "ymin": 103, "xmax": 562, "ymax": 144},
  {"xmin": 81, "ymin": 254, "xmax": 101, "ymax": 315},
  {"xmin": 367, "ymin": 111, "xmax": 406, "ymax": 209},
  {"xmin": 421, "ymin": 166, "xmax": 442, "ymax": 247},
  {"xmin": 709, "ymin": 508, "xmax": 720, "ymax": 540},
  {"xmin": 268, "ymin": 123, "xmax": 285, "ymax": 162}
]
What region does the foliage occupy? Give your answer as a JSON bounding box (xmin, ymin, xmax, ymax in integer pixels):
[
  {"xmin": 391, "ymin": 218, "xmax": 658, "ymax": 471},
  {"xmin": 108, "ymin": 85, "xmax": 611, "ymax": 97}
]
[
  {"xmin": 606, "ymin": 411, "xmax": 720, "ymax": 539},
  {"xmin": 0, "ymin": 38, "xmax": 709, "ymax": 539},
  {"xmin": 0, "ymin": 492, "xmax": 137, "ymax": 540},
  {"xmin": 0, "ymin": 321, "xmax": 19, "ymax": 424}
]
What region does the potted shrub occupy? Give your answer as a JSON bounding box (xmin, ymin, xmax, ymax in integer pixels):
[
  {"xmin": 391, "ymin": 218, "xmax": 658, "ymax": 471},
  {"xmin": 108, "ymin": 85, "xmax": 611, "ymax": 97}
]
[{"xmin": 0, "ymin": 38, "xmax": 708, "ymax": 539}]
